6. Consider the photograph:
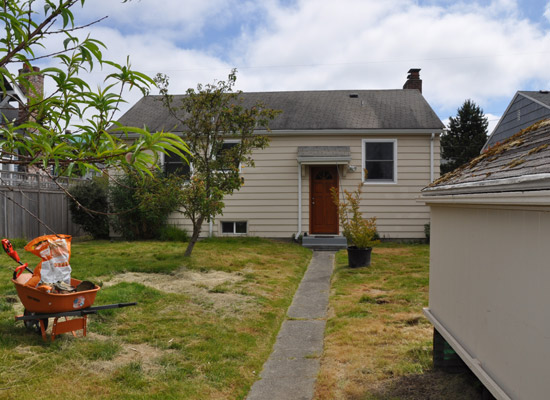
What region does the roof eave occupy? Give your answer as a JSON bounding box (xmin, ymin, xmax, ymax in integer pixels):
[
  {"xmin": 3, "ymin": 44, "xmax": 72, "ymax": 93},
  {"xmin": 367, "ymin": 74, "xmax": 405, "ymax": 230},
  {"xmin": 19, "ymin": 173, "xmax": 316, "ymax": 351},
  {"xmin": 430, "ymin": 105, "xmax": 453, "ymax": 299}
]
[{"xmin": 422, "ymin": 173, "xmax": 550, "ymax": 196}]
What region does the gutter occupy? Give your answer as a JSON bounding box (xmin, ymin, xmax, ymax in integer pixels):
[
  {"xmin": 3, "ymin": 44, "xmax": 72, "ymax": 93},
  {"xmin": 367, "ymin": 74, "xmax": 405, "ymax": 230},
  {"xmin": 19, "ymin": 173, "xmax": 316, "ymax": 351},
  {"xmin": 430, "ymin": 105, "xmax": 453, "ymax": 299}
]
[{"xmin": 116, "ymin": 128, "xmax": 445, "ymax": 140}]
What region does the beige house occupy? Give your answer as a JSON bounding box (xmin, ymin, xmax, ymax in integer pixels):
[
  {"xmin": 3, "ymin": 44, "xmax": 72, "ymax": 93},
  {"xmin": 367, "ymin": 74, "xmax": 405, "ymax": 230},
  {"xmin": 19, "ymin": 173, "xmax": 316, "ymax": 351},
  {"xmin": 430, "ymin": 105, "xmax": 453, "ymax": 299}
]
[
  {"xmin": 117, "ymin": 69, "xmax": 444, "ymax": 246},
  {"xmin": 422, "ymin": 119, "xmax": 550, "ymax": 400}
]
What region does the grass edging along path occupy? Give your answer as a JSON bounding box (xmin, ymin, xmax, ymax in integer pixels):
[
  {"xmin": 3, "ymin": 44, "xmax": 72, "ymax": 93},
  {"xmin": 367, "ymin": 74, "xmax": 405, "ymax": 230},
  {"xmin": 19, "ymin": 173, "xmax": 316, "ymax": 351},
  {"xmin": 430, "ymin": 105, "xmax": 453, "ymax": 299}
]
[
  {"xmin": 315, "ymin": 243, "xmax": 484, "ymax": 400},
  {"xmin": 0, "ymin": 237, "xmax": 311, "ymax": 400}
]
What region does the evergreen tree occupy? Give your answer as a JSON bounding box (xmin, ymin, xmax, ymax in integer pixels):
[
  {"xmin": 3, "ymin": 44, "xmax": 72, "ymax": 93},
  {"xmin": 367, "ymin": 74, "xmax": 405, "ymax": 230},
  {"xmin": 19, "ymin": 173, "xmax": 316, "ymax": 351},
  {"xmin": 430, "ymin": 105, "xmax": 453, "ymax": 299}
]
[{"xmin": 440, "ymin": 99, "xmax": 489, "ymax": 174}]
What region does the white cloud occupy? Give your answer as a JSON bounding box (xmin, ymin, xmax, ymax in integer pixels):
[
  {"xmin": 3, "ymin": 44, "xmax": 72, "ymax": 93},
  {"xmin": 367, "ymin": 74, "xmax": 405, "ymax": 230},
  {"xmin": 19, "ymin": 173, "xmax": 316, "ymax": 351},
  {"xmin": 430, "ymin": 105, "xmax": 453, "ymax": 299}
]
[
  {"xmin": 231, "ymin": 0, "xmax": 550, "ymax": 117},
  {"xmin": 545, "ymin": 1, "xmax": 550, "ymax": 22},
  {"xmin": 15, "ymin": 0, "xmax": 550, "ymax": 123}
]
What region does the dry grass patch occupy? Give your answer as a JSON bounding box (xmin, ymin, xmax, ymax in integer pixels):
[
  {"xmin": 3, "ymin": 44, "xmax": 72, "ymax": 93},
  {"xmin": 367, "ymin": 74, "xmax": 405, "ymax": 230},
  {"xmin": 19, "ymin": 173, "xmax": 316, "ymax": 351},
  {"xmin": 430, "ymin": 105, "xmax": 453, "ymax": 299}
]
[
  {"xmin": 0, "ymin": 237, "xmax": 311, "ymax": 400},
  {"xmin": 315, "ymin": 243, "xmax": 484, "ymax": 400}
]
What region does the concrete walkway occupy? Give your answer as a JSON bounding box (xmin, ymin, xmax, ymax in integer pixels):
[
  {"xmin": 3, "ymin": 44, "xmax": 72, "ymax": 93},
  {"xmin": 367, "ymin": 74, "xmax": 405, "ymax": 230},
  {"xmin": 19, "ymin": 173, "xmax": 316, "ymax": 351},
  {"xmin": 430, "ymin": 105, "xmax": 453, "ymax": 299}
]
[{"xmin": 246, "ymin": 251, "xmax": 335, "ymax": 400}]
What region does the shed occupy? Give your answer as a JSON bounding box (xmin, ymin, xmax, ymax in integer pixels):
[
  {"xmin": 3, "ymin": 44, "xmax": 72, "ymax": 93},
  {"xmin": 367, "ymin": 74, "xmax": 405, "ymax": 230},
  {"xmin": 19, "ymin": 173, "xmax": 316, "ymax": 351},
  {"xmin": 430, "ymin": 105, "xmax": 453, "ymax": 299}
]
[{"xmin": 421, "ymin": 119, "xmax": 550, "ymax": 400}]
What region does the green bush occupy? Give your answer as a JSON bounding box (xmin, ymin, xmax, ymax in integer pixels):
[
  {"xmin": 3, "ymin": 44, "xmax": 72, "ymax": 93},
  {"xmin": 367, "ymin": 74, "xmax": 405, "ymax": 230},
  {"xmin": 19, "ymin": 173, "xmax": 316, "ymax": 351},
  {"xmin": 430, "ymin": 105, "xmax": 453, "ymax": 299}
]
[
  {"xmin": 159, "ymin": 225, "xmax": 189, "ymax": 242},
  {"xmin": 109, "ymin": 172, "xmax": 181, "ymax": 240},
  {"xmin": 68, "ymin": 178, "xmax": 110, "ymax": 239}
]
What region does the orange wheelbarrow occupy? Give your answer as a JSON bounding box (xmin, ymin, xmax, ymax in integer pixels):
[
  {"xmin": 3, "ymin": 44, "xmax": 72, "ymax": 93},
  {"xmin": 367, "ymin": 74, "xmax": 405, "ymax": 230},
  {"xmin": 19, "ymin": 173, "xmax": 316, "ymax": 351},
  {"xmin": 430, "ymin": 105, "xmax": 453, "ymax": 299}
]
[{"xmin": 4, "ymin": 239, "xmax": 136, "ymax": 341}]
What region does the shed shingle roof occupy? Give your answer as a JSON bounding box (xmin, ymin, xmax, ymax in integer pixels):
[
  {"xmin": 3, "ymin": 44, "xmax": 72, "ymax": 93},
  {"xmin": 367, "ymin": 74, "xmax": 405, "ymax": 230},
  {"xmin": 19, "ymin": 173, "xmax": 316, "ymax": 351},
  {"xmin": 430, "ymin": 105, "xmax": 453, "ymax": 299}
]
[
  {"xmin": 116, "ymin": 89, "xmax": 444, "ymax": 133},
  {"xmin": 424, "ymin": 119, "xmax": 550, "ymax": 195}
]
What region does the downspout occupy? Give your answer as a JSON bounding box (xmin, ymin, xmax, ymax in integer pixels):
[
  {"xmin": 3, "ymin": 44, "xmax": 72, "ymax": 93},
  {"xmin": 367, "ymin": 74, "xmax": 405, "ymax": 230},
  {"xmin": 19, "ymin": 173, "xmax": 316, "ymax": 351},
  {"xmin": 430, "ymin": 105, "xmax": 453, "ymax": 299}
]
[
  {"xmin": 430, "ymin": 133, "xmax": 434, "ymax": 182},
  {"xmin": 295, "ymin": 162, "xmax": 302, "ymax": 239}
]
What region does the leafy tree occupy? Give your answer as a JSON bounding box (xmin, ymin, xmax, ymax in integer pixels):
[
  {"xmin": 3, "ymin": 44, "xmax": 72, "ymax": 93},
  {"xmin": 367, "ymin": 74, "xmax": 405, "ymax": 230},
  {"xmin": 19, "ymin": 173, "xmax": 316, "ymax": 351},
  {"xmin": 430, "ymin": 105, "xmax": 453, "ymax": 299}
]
[
  {"xmin": 0, "ymin": 0, "xmax": 188, "ymax": 191},
  {"xmin": 156, "ymin": 70, "xmax": 280, "ymax": 256},
  {"xmin": 440, "ymin": 99, "xmax": 488, "ymax": 174}
]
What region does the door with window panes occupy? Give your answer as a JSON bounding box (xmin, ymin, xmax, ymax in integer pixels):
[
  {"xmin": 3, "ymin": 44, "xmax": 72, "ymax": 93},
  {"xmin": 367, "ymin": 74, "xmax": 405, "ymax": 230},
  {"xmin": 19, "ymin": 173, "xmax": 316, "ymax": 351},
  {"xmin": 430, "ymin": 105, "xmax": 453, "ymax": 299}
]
[{"xmin": 310, "ymin": 166, "xmax": 339, "ymax": 234}]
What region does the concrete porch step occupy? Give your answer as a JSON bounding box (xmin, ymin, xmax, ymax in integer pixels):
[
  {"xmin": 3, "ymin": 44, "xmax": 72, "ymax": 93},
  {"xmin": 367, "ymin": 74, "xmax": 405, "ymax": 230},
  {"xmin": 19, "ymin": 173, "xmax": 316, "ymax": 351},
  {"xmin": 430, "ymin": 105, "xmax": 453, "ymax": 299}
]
[{"xmin": 302, "ymin": 235, "xmax": 348, "ymax": 250}]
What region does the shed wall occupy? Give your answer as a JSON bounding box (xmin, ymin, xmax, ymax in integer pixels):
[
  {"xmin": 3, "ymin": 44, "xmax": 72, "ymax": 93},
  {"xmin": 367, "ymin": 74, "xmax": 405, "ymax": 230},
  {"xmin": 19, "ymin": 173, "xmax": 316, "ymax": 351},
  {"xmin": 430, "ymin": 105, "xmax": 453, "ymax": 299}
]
[
  {"xmin": 429, "ymin": 204, "xmax": 550, "ymax": 400},
  {"xmin": 169, "ymin": 133, "xmax": 438, "ymax": 239}
]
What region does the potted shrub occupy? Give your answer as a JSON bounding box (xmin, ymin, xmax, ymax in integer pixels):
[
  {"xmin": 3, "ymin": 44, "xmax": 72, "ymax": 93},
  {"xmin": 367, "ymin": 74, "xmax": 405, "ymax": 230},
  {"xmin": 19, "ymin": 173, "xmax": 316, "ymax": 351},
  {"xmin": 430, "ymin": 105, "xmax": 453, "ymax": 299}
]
[{"xmin": 331, "ymin": 183, "xmax": 380, "ymax": 267}]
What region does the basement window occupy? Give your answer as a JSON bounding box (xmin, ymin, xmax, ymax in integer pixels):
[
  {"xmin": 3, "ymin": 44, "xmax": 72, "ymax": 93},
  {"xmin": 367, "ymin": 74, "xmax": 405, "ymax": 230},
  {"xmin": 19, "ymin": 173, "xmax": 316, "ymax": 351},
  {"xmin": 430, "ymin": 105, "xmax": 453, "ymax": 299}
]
[
  {"xmin": 362, "ymin": 139, "xmax": 397, "ymax": 183},
  {"xmin": 221, "ymin": 221, "xmax": 247, "ymax": 235}
]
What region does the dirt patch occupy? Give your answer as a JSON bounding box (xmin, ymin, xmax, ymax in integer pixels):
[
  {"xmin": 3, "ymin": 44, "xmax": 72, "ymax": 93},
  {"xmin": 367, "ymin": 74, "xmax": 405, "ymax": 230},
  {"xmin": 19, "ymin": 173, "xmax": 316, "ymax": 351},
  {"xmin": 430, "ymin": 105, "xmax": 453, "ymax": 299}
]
[
  {"xmin": 102, "ymin": 269, "xmax": 252, "ymax": 312},
  {"xmin": 370, "ymin": 370, "xmax": 483, "ymax": 400},
  {"xmin": 373, "ymin": 248, "xmax": 413, "ymax": 256},
  {"xmin": 90, "ymin": 342, "xmax": 171, "ymax": 374}
]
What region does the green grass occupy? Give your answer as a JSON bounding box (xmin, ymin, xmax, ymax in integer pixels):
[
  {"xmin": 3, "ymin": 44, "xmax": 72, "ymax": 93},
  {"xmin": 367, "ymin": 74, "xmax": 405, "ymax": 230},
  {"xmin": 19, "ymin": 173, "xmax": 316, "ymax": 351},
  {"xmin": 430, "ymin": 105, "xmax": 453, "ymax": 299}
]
[
  {"xmin": 315, "ymin": 243, "xmax": 484, "ymax": 400},
  {"xmin": 0, "ymin": 237, "xmax": 311, "ymax": 399}
]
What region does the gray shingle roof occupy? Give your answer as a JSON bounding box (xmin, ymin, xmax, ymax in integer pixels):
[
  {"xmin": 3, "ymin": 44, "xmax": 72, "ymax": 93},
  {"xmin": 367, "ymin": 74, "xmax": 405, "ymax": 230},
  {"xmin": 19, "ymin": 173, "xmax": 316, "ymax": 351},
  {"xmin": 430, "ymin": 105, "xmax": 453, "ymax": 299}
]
[
  {"xmin": 424, "ymin": 119, "xmax": 550, "ymax": 194},
  {"xmin": 116, "ymin": 90, "xmax": 444, "ymax": 133}
]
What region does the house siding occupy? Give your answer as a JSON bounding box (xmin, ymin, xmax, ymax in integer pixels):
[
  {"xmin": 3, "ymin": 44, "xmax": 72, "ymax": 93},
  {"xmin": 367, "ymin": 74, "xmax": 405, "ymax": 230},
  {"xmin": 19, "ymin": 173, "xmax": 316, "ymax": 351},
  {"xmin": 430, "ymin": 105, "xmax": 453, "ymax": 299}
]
[
  {"xmin": 168, "ymin": 133, "xmax": 439, "ymax": 240},
  {"xmin": 487, "ymin": 94, "xmax": 550, "ymax": 148}
]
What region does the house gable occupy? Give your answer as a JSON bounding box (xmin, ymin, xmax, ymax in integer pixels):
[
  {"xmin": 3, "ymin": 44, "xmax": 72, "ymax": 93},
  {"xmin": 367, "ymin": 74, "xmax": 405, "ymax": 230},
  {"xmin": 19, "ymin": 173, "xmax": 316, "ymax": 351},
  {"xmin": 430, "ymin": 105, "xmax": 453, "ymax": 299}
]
[{"xmin": 484, "ymin": 90, "xmax": 550, "ymax": 151}]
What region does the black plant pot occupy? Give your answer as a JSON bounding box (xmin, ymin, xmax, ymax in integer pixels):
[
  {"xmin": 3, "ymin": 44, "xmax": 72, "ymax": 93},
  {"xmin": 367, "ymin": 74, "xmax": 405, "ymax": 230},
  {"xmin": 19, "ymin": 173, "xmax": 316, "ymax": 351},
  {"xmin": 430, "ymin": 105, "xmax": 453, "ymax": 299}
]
[{"xmin": 347, "ymin": 246, "xmax": 372, "ymax": 268}]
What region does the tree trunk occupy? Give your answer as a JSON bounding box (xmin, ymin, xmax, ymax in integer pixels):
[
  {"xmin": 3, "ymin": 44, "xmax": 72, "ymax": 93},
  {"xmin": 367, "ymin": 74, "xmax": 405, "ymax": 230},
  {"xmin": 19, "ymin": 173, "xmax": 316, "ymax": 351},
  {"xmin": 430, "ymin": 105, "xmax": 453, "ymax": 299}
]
[{"xmin": 184, "ymin": 216, "xmax": 204, "ymax": 257}]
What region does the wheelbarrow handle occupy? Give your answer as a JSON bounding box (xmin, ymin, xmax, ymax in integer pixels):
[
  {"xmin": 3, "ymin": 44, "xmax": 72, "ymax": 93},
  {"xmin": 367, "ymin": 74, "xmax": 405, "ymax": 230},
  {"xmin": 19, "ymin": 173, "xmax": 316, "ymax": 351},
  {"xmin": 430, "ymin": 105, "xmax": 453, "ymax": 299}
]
[{"xmin": 13, "ymin": 263, "xmax": 30, "ymax": 280}]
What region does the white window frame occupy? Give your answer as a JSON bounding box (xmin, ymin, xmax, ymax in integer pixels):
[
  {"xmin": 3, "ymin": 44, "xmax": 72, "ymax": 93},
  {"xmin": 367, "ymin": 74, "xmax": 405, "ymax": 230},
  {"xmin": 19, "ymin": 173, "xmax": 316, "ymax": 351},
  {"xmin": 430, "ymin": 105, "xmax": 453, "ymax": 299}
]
[
  {"xmin": 220, "ymin": 220, "xmax": 247, "ymax": 235},
  {"xmin": 161, "ymin": 150, "xmax": 193, "ymax": 179},
  {"xmin": 215, "ymin": 139, "xmax": 242, "ymax": 172},
  {"xmin": 361, "ymin": 139, "xmax": 398, "ymax": 184}
]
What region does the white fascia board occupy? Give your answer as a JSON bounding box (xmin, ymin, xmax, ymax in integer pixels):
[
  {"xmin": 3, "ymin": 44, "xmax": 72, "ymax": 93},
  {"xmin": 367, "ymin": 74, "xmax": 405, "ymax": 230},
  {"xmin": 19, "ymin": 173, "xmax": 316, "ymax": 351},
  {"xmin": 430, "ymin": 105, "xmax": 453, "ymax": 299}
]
[
  {"xmin": 422, "ymin": 174, "xmax": 550, "ymax": 197},
  {"xmin": 423, "ymin": 308, "xmax": 512, "ymax": 400},
  {"xmin": 419, "ymin": 189, "xmax": 550, "ymax": 207}
]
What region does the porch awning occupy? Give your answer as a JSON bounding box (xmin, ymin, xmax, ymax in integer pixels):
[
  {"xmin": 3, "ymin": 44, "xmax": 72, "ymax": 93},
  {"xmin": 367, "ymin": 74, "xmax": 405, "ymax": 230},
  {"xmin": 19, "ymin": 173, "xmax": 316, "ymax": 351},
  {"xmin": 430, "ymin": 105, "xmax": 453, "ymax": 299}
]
[{"xmin": 296, "ymin": 146, "xmax": 351, "ymax": 165}]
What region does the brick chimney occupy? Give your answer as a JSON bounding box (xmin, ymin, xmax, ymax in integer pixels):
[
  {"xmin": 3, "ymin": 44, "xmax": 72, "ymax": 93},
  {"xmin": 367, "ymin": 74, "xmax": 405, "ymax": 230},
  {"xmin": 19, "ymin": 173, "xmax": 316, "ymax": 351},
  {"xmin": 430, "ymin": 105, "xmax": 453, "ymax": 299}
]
[
  {"xmin": 403, "ymin": 68, "xmax": 422, "ymax": 93},
  {"xmin": 17, "ymin": 64, "xmax": 44, "ymax": 124},
  {"xmin": 18, "ymin": 64, "xmax": 44, "ymax": 98}
]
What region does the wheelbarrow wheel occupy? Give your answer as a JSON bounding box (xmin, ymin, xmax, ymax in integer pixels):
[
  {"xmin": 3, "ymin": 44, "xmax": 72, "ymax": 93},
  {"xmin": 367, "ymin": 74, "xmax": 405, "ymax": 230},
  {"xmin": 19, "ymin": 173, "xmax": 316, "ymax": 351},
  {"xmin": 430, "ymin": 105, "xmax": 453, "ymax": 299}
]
[{"xmin": 23, "ymin": 310, "xmax": 48, "ymax": 335}]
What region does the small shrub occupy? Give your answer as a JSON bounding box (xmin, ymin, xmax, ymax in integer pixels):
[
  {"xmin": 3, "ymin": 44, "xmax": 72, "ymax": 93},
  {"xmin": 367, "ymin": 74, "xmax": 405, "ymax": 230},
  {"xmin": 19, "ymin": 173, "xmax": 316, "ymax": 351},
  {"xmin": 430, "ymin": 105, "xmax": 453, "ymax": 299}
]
[
  {"xmin": 331, "ymin": 183, "xmax": 380, "ymax": 249},
  {"xmin": 159, "ymin": 225, "xmax": 189, "ymax": 242},
  {"xmin": 68, "ymin": 178, "xmax": 110, "ymax": 239}
]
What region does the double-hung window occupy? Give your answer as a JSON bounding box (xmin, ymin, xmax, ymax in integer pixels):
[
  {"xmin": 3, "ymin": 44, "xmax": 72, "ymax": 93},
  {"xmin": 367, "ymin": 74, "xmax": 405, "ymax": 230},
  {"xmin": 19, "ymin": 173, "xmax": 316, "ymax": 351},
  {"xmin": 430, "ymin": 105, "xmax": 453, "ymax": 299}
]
[
  {"xmin": 362, "ymin": 139, "xmax": 397, "ymax": 183},
  {"xmin": 215, "ymin": 140, "xmax": 241, "ymax": 172},
  {"xmin": 163, "ymin": 150, "xmax": 191, "ymax": 178}
]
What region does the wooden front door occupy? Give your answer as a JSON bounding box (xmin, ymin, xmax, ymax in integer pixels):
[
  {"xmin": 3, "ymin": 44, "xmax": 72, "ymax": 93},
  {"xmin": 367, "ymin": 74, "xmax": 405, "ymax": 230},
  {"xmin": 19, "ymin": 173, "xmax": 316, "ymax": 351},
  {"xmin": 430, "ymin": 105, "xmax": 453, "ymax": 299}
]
[{"xmin": 310, "ymin": 166, "xmax": 339, "ymax": 234}]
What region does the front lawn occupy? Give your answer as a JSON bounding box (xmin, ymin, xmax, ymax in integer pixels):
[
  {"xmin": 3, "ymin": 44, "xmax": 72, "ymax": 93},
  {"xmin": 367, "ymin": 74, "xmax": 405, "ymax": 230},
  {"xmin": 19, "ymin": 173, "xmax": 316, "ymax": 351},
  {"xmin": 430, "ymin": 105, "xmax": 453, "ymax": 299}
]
[
  {"xmin": 315, "ymin": 243, "xmax": 484, "ymax": 400},
  {"xmin": 0, "ymin": 237, "xmax": 311, "ymax": 400}
]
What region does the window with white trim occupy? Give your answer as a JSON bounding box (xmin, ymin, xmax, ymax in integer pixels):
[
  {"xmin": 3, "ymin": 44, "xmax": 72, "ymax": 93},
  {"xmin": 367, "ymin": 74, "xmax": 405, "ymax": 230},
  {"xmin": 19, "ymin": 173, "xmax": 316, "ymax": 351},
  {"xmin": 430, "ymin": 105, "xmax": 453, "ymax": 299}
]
[
  {"xmin": 362, "ymin": 139, "xmax": 397, "ymax": 183},
  {"xmin": 163, "ymin": 150, "xmax": 191, "ymax": 178},
  {"xmin": 221, "ymin": 221, "xmax": 247, "ymax": 234},
  {"xmin": 215, "ymin": 140, "xmax": 241, "ymax": 171}
]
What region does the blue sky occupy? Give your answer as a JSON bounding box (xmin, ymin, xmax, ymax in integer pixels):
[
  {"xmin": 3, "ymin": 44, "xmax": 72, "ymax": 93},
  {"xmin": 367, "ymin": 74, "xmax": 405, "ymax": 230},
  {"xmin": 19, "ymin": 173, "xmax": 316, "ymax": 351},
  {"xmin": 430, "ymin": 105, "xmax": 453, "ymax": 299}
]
[{"xmin": 37, "ymin": 0, "xmax": 550, "ymax": 133}]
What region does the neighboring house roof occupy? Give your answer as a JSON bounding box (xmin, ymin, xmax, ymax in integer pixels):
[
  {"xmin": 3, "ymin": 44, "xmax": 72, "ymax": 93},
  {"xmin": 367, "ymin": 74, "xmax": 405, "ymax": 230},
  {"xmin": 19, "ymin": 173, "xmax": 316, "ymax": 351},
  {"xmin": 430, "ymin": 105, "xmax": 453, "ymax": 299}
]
[
  {"xmin": 483, "ymin": 90, "xmax": 550, "ymax": 150},
  {"xmin": 115, "ymin": 90, "xmax": 444, "ymax": 134},
  {"xmin": 424, "ymin": 119, "xmax": 550, "ymax": 195},
  {"xmin": 1, "ymin": 76, "xmax": 26, "ymax": 125}
]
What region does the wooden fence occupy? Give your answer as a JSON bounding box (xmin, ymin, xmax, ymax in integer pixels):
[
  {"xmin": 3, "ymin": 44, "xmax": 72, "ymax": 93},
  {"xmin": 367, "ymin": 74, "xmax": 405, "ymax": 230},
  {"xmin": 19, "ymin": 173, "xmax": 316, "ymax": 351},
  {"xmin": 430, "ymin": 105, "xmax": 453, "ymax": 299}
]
[{"xmin": 0, "ymin": 171, "xmax": 85, "ymax": 239}]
